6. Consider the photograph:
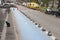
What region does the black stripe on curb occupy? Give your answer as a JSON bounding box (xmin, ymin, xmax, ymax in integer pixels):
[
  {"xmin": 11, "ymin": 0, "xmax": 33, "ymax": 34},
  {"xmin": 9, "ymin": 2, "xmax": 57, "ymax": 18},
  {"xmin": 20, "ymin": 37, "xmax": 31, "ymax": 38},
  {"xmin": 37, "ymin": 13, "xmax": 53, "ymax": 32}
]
[
  {"xmin": 48, "ymin": 31, "xmax": 52, "ymax": 36},
  {"xmin": 38, "ymin": 24, "xmax": 41, "ymax": 28},
  {"xmin": 42, "ymin": 28, "xmax": 46, "ymax": 31},
  {"xmin": 35, "ymin": 23, "xmax": 38, "ymax": 25}
]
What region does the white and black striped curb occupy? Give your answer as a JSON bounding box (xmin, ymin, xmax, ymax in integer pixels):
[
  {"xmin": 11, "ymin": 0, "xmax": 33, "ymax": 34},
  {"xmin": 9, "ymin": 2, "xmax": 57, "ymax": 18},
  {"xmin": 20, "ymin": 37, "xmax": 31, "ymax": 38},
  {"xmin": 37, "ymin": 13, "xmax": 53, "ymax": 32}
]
[{"xmin": 20, "ymin": 10, "xmax": 58, "ymax": 40}]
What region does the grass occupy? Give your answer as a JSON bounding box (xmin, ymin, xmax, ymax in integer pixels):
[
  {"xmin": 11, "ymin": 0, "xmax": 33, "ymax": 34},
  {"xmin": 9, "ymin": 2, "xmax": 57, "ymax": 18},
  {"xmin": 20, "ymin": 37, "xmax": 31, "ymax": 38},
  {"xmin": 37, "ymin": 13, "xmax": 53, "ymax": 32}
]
[
  {"xmin": 39, "ymin": 6, "xmax": 58, "ymax": 12},
  {"xmin": 42, "ymin": 6, "xmax": 47, "ymax": 11},
  {"xmin": 39, "ymin": 6, "xmax": 47, "ymax": 12}
]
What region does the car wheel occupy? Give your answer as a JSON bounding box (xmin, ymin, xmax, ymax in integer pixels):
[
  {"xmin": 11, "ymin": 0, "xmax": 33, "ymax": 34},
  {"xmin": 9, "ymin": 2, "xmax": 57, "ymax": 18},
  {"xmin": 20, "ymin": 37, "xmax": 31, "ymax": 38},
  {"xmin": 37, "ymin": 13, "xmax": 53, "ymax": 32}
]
[
  {"xmin": 56, "ymin": 14, "xmax": 59, "ymax": 17},
  {"xmin": 45, "ymin": 11, "xmax": 48, "ymax": 14},
  {"xmin": 51, "ymin": 12, "xmax": 54, "ymax": 15}
]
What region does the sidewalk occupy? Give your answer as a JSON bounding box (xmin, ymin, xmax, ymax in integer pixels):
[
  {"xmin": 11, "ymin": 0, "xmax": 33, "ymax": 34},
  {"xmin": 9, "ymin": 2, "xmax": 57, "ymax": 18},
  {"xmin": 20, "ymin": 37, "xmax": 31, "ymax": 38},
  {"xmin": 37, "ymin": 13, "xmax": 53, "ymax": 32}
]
[
  {"xmin": 5, "ymin": 12, "xmax": 16, "ymax": 40},
  {"xmin": 5, "ymin": 11, "xmax": 21, "ymax": 40},
  {"xmin": 0, "ymin": 9, "xmax": 7, "ymax": 40}
]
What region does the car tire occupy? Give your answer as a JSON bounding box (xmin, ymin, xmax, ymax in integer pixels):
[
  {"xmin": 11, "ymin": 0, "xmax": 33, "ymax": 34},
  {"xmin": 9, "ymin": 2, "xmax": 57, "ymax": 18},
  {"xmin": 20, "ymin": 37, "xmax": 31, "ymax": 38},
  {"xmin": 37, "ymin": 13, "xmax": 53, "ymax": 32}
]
[{"xmin": 55, "ymin": 14, "xmax": 59, "ymax": 17}]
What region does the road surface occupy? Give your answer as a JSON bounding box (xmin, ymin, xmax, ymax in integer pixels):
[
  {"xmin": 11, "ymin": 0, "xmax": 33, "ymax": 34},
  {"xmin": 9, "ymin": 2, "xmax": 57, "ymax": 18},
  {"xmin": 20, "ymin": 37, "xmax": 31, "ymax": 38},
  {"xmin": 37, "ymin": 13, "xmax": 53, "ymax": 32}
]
[{"xmin": 18, "ymin": 5, "xmax": 60, "ymax": 40}]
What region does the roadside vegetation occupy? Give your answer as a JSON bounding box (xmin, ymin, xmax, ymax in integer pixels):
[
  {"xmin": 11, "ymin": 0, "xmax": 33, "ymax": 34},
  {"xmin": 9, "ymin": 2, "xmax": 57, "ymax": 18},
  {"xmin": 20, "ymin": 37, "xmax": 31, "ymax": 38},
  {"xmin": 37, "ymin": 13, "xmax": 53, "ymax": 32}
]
[{"xmin": 21, "ymin": 0, "xmax": 60, "ymax": 12}]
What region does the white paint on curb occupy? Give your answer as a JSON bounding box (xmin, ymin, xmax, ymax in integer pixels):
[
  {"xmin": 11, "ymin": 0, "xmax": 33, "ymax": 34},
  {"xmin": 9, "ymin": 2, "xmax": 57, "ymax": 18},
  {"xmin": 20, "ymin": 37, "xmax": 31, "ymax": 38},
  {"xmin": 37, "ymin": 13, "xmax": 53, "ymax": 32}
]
[
  {"xmin": 50, "ymin": 36, "xmax": 56, "ymax": 40},
  {"xmin": 39, "ymin": 27, "xmax": 43, "ymax": 29},
  {"xmin": 45, "ymin": 30, "xmax": 48, "ymax": 34}
]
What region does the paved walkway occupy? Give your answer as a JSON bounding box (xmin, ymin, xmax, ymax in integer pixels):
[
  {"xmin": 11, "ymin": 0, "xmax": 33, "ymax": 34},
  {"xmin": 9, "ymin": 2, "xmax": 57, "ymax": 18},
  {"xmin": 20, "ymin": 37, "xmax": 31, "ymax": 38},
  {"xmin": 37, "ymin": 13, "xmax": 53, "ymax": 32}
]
[
  {"xmin": 5, "ymin": 12, "xmax": 16, "ymax": 40},
  {"xmin": 0, "ymin": 8, "xmax": 7, "ymax": 40},
  {"xmin": 5, "ymin": 11, "xmax": 21, "ymax": 40}
]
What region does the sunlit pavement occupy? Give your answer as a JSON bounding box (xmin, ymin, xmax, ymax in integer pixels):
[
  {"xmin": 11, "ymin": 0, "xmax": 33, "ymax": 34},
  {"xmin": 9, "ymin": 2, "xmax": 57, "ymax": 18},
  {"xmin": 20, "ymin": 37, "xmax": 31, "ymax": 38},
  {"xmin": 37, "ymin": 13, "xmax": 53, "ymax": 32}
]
[
  {"xmin": 11, "ymin": 8, "xmax": 53, "ymax": 40},
  {"xmin": 17, "ymin": 5, "xmax": 60, "ymax": 40}
]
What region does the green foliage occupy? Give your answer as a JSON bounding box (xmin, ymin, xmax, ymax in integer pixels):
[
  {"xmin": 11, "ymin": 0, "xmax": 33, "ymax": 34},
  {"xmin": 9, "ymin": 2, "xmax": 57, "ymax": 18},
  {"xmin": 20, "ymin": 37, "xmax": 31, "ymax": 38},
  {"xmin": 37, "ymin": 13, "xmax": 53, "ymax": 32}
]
[
  {"xmin": 41, "ymin": 0, "xmax": 51, "ymax": 3},
  {"xmin": 32, "ymin": 0, "xmax": 38, "ymax": 3}
]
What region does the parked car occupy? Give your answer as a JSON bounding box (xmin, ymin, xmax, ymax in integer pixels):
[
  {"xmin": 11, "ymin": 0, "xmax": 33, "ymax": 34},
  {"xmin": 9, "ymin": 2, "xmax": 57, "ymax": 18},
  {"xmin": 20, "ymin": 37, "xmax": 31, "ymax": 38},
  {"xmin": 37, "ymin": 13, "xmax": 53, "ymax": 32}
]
[
  {"xmin": 16, "ymin": 2, "xmax": 21, "ymax": 5},
  {"xmin": 45, "ymin": 7, "xmax": 60, "ymax": 17},
  {"xmin": 55, "ymin": 8, "xmax": 60, "ymax": 17},
  {"xmin": 27, "ymin": 2, "xmax": 40, "ymax": 9},
  {"xmin": 45, "ymin": 7, "xmax": 53, "ymax": 15},
  {"xmin": 22, "ymin": 2, "xmax": 27, "ymax": 6},
  {"xmin": 26, "ymin": 2, "xmax": 31, "ymax": 7},
  {"xmin": 3, "ymin": 3, "xmax": 14, "ymax": 8}
]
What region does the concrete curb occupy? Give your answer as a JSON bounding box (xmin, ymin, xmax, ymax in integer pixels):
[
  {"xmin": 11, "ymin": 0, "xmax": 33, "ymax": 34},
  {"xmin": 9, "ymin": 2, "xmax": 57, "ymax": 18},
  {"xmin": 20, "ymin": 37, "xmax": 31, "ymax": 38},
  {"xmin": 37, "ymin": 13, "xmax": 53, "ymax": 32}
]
[{"xmin": 20, "ymin": 10, "xmax": 57, "ymax": 40}]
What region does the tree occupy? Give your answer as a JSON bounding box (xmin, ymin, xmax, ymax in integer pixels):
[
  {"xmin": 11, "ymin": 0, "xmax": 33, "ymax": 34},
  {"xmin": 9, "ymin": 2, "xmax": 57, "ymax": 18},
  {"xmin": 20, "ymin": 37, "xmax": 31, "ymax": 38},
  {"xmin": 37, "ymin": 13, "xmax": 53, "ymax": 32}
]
[
  {"xmin": 41, "ymin": 0, "xmax": 50, "ymax": 7},
  {"xmin": 32, "ymin": 0, "xmax": 38, "ymax": 3},
  {"xmin": 51, "ymin": 0, "xmax": 54, "ymax": 8},
  {"xmin": 58, "ymin": 0, "xmax": 60, "ymax": 8},
  {"xmin": 41, "ymin": 0, "xmax": 48, "ymax": 4}
]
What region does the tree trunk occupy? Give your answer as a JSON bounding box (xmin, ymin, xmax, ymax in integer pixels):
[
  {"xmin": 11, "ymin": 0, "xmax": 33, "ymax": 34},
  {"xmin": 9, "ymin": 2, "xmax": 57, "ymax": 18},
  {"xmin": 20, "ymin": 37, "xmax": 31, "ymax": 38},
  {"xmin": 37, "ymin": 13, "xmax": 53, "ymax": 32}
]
[
  {"xmin": 51, "ymin": 0, "xmax": 54, "ymax": 8},
  {"xmin": 46, "ymin": 2, "xmax": 49, "ymax": 7},
  {"xmin": 58, "ymin": 0, "xmax": 60, "ymax": 8}
]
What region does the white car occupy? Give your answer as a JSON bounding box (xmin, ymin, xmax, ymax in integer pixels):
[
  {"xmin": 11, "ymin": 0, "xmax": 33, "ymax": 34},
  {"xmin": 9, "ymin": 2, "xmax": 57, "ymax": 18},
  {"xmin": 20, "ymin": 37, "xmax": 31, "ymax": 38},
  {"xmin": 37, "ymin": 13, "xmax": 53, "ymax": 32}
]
[
  {"xmin": 22, "ymin": 2, "xmax": 27, "ymax": 6},
  {"xmin": 26, "ymin": 2, "xmax": 31, "ymax": 7}
]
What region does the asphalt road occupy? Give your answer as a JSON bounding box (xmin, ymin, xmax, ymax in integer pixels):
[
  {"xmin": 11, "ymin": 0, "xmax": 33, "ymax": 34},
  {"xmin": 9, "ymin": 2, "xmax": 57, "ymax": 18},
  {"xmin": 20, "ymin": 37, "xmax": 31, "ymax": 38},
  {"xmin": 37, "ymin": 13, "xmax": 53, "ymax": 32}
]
[{"xmin": 18, "ymin": 5, "xmax": 60, "ymax": 40}]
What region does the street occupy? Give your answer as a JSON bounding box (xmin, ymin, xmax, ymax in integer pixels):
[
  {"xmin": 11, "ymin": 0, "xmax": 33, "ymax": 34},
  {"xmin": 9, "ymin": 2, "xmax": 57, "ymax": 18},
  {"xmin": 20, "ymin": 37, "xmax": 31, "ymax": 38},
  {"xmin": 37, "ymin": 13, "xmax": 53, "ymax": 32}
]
[
  {"xmin": 18, "ymin": 5, "xmax": 60, "ymax": 40},
  {"xmin": 0, "ymin": 0, "xmax": 60, "ymax": 40}
]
